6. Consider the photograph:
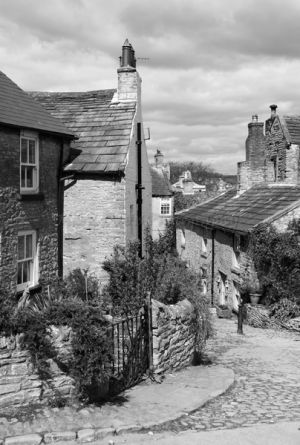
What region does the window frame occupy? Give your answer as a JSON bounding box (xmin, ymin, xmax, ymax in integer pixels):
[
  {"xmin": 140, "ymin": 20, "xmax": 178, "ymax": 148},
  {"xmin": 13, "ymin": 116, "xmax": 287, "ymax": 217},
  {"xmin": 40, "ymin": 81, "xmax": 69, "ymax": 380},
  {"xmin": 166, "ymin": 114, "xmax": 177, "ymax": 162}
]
[
  {"xmin": 232, "ymin": 235, "xmax": 241, "ymax": 270},
  {"xmin": 20, "ymin": 131, "xmax": 39, "ymax": 194},
  {"xmin": 160, "ymin": 197, "xmax": 171, "ymax": 216},
  {"xmin": 17, "ymin": 230, "xmax": 39, "ymax": 292}
]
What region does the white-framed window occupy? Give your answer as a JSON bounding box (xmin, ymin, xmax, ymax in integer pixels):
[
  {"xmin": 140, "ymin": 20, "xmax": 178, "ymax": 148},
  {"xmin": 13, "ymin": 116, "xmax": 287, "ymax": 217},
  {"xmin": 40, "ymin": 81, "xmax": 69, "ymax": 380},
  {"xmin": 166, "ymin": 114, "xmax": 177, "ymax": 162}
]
[
  {"xmin": 232, "ymin": 235, "xmax": 241, "ymax": 269},
  {"xmin": 20, "ymin": 131, "xmax": 39, "ymax": 193},
  {"xmin": 17, "ymin": 230, "xmax": 39, "ymax": 291},
  {"xmin": 217, "ymin": 272, "xmax": 227, "ymax": 306},
  {"xmin": 200, "ymin": 267, "xmax": 208, "ymax": 295},
  {"xmin": 180, "ymin": 229, "xmax": 185, "ymax": 249},
  {"xmin": 160, "ymin": 197, "xmax": 171, "ymax": 215},
  {"xmin": 232, "ymin": 282, "xmax": 240, "ymax": 312},
  {"xmin": 201, "ymin": 237, "xmax": 208, "ymax": 254}
]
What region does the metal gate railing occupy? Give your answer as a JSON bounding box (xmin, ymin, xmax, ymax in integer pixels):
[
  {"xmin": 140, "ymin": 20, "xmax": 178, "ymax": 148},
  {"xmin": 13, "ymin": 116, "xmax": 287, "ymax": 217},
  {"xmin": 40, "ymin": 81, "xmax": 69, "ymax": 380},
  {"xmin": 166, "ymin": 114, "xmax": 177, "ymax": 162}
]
[{"xmin": 110, "ymin": 303, "xmax": 150, "ymax": 390}]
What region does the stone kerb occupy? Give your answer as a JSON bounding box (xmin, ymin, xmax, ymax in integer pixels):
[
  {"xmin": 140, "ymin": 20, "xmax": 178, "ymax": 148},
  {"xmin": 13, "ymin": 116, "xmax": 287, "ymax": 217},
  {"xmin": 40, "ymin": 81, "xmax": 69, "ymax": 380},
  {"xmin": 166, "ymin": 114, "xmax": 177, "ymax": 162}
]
[
  {"xmin": 0, "ymin": 327, "xmax": 75, "ymax": 410},
  {"xmin": 151, "ymin": 298, "xmax": 196, "ymax": 374}
]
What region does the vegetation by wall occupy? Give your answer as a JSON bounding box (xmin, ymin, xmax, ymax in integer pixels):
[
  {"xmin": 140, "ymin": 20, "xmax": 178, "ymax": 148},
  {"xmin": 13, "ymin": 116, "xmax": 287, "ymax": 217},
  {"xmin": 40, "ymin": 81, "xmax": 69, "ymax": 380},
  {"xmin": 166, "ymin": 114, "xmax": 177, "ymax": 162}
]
[{"xmin": 248, "ymin": 223, "xmax": 300, "ymax": 321}]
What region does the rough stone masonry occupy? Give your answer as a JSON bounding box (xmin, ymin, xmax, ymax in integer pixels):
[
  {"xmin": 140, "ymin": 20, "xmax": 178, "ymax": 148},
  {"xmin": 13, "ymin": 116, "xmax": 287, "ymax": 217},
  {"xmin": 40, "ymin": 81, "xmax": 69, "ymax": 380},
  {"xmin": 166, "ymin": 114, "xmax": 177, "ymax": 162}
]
[{"xmin": 152, "ymin": 299, "xmax": 196, "ymax": 374}]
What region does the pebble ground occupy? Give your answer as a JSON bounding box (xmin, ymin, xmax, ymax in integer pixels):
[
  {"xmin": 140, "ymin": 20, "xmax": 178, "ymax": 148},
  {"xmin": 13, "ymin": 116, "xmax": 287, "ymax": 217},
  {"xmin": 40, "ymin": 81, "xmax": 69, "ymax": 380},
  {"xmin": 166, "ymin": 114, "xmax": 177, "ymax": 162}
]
[
  {"xmin": 0, "ymin": 317, "xmax": 299, "ymax": 442},
  {"xmin": 150, "ymin": 317, "xmax": 300, "ymax": 433}
]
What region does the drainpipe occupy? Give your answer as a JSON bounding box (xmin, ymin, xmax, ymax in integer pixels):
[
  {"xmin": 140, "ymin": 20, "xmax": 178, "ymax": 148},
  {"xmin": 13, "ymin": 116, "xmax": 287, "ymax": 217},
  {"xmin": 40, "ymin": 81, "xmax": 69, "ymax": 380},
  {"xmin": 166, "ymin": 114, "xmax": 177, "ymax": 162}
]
[
  {"xmin": 211, "ymin": 229, "xmax": 216, "ymax": 306},
  {"xmin": 57, "ymin": 141, "xmax": 65, "ymax": 278},
  {"xmin": 136, "ymin": 122, "xmax": 144, "ymax": 258}
]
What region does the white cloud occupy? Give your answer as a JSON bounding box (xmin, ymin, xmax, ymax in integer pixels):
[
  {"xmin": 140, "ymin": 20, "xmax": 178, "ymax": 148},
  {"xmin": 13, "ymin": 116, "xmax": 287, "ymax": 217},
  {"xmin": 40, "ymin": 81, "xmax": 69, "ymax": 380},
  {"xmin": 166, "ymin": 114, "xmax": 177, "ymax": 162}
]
[{"xmin": 1, "ymin": 0, "xmax": 300, "ymax": 173}]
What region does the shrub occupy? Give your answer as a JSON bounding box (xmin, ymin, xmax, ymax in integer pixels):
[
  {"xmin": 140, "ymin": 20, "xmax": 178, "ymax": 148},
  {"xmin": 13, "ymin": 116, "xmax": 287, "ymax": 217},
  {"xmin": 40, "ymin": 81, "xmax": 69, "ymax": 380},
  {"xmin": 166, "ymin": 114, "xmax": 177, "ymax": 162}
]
[
  {"xmin": 248, "ymin": 223, "xmax": 300, "ymax": 317},
  {"xmin": 0, "ymin": 270, "xmax": 111, "ymax": 403},
  {"xmin": 269, "ymin": 298, "xmax": 300, "ymax": 322},
  {"xmin": 102, "ymin": 226, "xmax": 213, "ymax": 354}
]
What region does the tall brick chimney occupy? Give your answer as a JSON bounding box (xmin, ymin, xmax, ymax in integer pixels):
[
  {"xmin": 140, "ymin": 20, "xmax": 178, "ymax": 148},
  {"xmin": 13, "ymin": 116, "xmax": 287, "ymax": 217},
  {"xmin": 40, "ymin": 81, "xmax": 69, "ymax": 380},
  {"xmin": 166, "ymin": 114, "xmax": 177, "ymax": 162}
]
[
  {"xmin": 245, "ymin": 115, "xmax": 265, "ymax": 168},
  {"xmin": 117, "ymin": 39, "xmax": 141, "ymax": 102},
  {"xmin": 237, "ymin": 115, "xmax": 266, "ymax": 192}
]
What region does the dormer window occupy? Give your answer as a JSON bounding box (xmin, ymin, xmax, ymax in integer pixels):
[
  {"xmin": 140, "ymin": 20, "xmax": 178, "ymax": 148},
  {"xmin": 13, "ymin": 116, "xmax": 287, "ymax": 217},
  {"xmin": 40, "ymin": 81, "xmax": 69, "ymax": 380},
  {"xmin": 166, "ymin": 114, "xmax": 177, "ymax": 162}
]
[{"xmin": 20, "ymin": 131, "xmax": 39, "ymax": 193}]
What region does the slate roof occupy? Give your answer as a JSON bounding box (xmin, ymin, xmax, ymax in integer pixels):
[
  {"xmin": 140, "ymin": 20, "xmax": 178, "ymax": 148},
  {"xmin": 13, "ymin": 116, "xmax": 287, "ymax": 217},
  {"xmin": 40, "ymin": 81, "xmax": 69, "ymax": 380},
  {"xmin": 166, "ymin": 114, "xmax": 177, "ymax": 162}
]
[
  {"xmin": 0, "ymin": 71, "xmax": 74, "ymax": 137},
  {"xmin": 176, "ymin": 184, "xmax": 300, "ymax": 234},
  {"xmin": 282, "ymin": 115, "xmax": 300, "ymax": 145},
  {"xmin": 30, "ymin": 89, "xmax": 136, "ymax": 174},
  {"xmin": 151, "ymin": 167, "xmax": 173, "ymax": 197}
]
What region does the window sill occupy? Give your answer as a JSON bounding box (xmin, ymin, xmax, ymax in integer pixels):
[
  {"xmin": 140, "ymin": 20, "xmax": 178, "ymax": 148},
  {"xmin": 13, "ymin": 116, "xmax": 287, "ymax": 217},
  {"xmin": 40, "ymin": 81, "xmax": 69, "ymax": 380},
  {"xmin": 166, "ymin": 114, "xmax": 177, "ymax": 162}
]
[
  {"xmin": 19, "ymin": 192, "xmax": 44, "ymax": 201},
  {"xmin": 201, "ymin": 252, "xmax": 208, "ymax": 258},
  {"xmin": 231, "ymin": 266, "xmax": 241, "ymax": 275}
]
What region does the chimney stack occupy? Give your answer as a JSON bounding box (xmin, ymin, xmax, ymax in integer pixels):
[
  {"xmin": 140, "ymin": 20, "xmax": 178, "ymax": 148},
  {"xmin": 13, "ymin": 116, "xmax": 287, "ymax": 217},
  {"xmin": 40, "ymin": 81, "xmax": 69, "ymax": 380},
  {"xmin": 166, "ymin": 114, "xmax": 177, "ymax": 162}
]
[
  {"xmin": 154, "ymin": 149, "xmax": 164, "ymax": 168},
  {"xmin": 246, "ymin": 115, "xmax": 265, "ymax": 163},
  {"xmin": 117, "ymin": 39, "xmax": 140, "ymax": 102},
  {"xmin": 270, "ymin": 104, "xmax": 277, "ymax": 119}
]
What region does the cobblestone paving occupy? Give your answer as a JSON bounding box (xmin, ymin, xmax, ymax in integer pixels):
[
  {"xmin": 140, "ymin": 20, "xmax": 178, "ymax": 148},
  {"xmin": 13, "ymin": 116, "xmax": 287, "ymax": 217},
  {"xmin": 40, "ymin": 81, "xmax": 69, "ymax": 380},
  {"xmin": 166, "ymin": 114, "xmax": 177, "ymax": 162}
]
[{"xmin": 150, "ymin": 318, "xmax": 300, "ymax": 432}]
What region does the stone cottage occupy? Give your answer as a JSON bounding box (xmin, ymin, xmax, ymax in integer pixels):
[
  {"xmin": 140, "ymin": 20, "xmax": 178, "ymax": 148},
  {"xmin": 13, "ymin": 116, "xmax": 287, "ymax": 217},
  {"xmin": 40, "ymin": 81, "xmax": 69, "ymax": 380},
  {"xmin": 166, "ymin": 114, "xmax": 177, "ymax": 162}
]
[
  {"xmin": 31, "ymin": 40, "xmax": 152, "ymax": 283},
  {"xmin": 172, "ymin": 170, "xmax": 206, "ymax": 195},
  {"xmin": 0, "ymin": 71, "xmax": 74, "ymax": 293},
  {"xmin": 151, "ymin": 150, "xmax": 174, "ymax": 239},
  {"xmin": 176, "ymin": 106, "xmax": 300, "ymax": 311}
]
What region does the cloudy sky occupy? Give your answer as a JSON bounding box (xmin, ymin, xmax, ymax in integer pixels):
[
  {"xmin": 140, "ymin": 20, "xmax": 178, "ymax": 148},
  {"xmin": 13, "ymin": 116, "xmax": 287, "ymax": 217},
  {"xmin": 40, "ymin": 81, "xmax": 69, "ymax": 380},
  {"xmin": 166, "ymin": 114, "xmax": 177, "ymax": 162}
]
[{"xmin": 1, "ymin": 0, "xmax": 300, "ymax": 174}]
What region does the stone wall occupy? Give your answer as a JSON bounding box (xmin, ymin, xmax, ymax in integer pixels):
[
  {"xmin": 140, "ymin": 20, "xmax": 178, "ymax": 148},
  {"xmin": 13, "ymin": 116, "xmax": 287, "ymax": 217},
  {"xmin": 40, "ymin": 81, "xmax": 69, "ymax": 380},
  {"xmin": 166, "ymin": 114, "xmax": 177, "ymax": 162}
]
[
  {"xmin": 152, "ymin": 299, "xmax": 196, "ymax": 374},
  {"xmin": 176, "ymin": 221, "xmax": 253, "ymax": 310},
  {"xmin": 64, "ymin": 179, "xmax": 126, "ymax": 284},
  {"xmin": 0, "ymin": 125, "xmax": 69, "ymax": 292},
  {"xmin": 0, "ymin": 329, "xmax": 74, "ymax": 410}
]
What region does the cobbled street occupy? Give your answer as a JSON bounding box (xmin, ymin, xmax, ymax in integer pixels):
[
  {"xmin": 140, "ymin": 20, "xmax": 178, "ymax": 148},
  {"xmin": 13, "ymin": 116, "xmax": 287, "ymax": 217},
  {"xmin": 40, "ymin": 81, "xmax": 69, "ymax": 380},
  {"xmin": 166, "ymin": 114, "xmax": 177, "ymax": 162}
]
[{"xmin": 150, "ymin": 317, "xmax": 300, "ymax": 433}]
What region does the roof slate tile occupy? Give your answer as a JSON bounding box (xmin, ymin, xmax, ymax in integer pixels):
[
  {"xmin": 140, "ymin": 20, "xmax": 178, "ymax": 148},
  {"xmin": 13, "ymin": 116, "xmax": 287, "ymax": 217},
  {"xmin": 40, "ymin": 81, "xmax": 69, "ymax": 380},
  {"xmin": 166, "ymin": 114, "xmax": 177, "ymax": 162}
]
[
  {"xmin": 176, "ymin": 184, "xmax": 300, "ymax": 233},
  {"xmin": 151, "ymin": 167, "xmax": 173, "ymax": 197},
  {"xmin": 30, "ymin": 89, "xmax": 136, "ymax": 174},
  {"xmin": 0, "ymin": 71, "xmax": 74, "ymax": 137}
]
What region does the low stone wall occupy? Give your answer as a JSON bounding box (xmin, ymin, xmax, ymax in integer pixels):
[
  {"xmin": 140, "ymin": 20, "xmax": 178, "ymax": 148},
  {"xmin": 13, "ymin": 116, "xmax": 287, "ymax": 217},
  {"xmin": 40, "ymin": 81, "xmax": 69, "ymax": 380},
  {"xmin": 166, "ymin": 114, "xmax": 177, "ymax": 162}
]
[
  {"xmin": 152, "ymin": 299, "xmax": 196, "ymax": 374},
  {"xmin": 0, "ymin": 328, "xmax": 74, "ymax": 410}
]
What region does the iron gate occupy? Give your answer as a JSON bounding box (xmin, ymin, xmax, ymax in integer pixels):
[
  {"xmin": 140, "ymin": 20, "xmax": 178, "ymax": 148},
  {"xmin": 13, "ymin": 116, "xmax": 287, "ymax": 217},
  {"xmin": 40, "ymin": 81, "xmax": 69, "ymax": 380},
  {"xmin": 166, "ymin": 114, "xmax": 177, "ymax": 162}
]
[{"xmin": 110, "ymin": 303, "xmax": 150, "ymax": 390}]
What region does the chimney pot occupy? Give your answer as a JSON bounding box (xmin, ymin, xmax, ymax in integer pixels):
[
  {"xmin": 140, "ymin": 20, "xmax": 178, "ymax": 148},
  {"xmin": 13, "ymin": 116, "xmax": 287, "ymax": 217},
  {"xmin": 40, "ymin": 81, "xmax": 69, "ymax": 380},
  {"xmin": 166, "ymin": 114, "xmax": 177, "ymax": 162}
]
[
  {"xmin": 120, "ymin": 39, "xmax": 136, "ymax": 68},
  {"xmin": 252, "ymin": 115, "xmax": 258, "ymax": 123}
]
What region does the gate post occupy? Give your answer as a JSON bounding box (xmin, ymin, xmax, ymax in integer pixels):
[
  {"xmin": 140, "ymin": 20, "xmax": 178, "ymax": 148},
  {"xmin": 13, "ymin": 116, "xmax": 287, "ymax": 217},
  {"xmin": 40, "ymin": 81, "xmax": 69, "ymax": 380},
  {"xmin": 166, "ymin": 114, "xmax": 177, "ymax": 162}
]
[{"xmin": 146, "ymin": 292, "xmax": 154, "ymax": 373}]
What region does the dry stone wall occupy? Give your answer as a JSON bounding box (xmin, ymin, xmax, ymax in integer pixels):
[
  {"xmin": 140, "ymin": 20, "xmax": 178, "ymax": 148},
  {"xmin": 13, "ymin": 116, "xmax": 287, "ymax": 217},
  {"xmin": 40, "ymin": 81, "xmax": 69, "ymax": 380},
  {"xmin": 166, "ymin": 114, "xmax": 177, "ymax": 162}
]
[
  {"xmin": 152, "ymin": 299, "xmax": 196, "ymax": 374},
  {"xmin": 0, "ymin": 329, "xmax": 74, "ymax": 410}
]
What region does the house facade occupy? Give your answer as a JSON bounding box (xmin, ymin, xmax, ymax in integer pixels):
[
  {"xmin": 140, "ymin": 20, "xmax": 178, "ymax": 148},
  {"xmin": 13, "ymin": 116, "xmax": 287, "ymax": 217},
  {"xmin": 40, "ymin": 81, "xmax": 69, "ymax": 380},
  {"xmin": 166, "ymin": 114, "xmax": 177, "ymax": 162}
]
[
  {"xmin": 0, "ymin": 71, "xmax": 74, "ymax": 293},
  {"xmin": 176, "ymin": 106, "xmax": 300, "ymax": 311},
  {"xmin": 172, "ymin": 170, "xmax": 206, "ymax": 195},
  {"xmin": 32, "ymin": 41, "xmax": 152, "ymax": 283},
  {"xmin": 151, "ymin": 150, "xmax": 174, "ymax": 239}
]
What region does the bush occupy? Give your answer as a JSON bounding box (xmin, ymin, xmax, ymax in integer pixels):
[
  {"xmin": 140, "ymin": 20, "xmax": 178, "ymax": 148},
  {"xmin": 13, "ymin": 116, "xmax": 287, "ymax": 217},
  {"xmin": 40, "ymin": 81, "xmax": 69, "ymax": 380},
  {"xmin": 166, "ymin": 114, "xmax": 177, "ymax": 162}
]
[
  {"xmin": 269, "ymin": 298, "xmax": 300, "ymax": 322},
  {"xmin": 248, "ymin": 223, "xmax": 300, "ymax": 317},
  {"xmin": 102, "ymin": 226, "xmax": 212, "ymax": 354},
  {"xmin": 0, "ymin": 270, "xmax": 111, "ymax": 403}
]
